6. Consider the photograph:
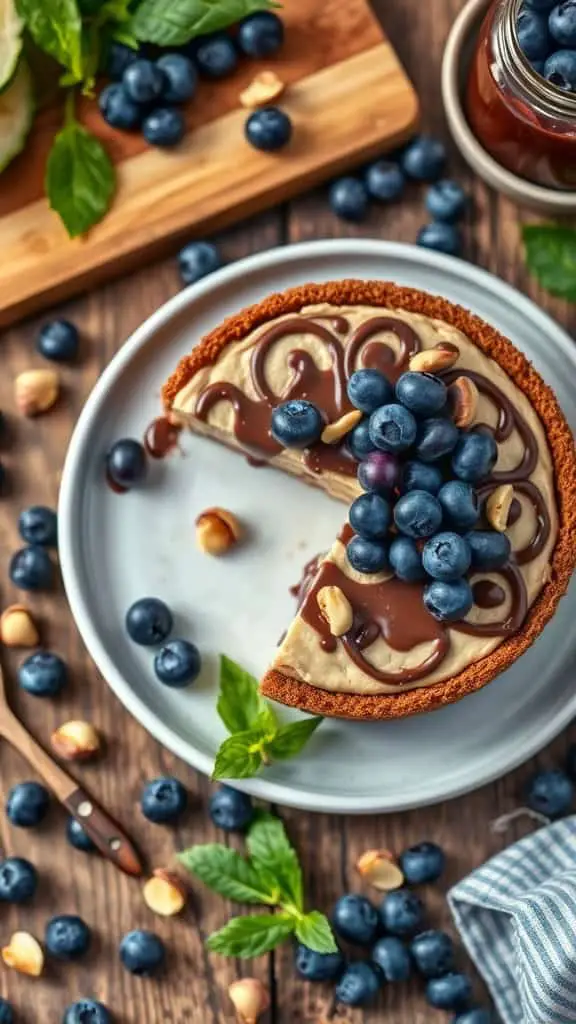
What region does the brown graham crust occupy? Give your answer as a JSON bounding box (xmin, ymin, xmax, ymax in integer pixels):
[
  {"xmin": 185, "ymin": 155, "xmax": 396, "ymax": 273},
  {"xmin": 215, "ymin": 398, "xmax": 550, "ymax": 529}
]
[{"xmin": 163, "ymin": 280, "xmax": 576, "ymax": 721}]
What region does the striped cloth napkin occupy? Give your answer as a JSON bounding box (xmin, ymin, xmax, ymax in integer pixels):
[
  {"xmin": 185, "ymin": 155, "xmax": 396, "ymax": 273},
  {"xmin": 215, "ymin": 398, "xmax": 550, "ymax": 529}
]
[{"xmin": 448, "ymin": 816, "xmax": 576, "ymax": 1024}]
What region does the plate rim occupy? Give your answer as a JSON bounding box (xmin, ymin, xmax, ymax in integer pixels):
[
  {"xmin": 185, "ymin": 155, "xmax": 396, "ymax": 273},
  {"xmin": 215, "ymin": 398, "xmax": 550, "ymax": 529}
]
[{"xmin": 59, "ymin": 238, "xmax": 576, "ymax": 814}]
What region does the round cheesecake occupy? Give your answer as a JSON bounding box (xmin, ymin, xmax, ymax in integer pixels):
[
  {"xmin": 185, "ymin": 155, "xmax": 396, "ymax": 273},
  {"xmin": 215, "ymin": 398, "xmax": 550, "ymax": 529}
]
[{"xmin": 163, "ymin": 280, "xmax": 576, "ymax": 720}]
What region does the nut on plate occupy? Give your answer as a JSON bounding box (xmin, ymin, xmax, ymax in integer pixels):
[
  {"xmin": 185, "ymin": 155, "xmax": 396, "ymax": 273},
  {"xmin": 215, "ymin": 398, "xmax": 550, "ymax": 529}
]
[
  {"xmin": 448, "ymin": 375, "xmax": 479, "ymax": 428},
  {"xmin": 486, "ymin": 484, "xmax": 514, "ymax": 532},
  {"xmin": 317, "ymin": 585, "xmax": 353, "ymax": 637},
  {"xmin": 240, "ymin": 70, "xmax": 285, "ymax": 108},
  {"xmin": 321, "ymin": 409, "xmax": 363, "ymax": 445},
  {"xmin": 357, "ymin": 849, "xmax": 405, "ymax": 891},
  {"xmin": 50, "ymin": 720, "xmax": 101, "ymax": 761},
  {"xmin": 409, "ymin": 344, "xmax": 459, "ymax": 374},
  {"xmin": 195, "ymin": 507, "xmax": 242, "ymax": 556},
  {"xmin": 2, "ymin": 931, "xmax": 44, "ymax": 976},
  {"xmin": 228, "ymin": 978, "xmax": 270, "ymax": 1024},
  {"xmin": 15, "ymin": 369, "xmax": 59, "ymax": 417},
  {"xmin": 0, "ymin": 605, "xmax": 39, "ymax": 647},
  {"xmin": 143, "ymin": 869, "xmax": 187, "ymax": 916}
]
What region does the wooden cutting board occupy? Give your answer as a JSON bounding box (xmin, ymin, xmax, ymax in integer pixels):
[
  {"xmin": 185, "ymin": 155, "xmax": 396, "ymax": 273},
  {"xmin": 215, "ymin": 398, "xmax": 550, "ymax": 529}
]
[{"xmin": 0, "ymin": 0, "xmax": 418, "ymax": 327}]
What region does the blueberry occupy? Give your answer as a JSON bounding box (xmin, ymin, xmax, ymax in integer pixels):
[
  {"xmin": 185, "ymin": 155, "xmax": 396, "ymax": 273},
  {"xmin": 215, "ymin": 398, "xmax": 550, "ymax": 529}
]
[
  {"xmin": 347, "ymin": 369, "xmax": 393, "ymax": 414},
  {"xmin": 328, "ymin": 177, "xmax": 370, "ymax": 221},
  {"xmin": 532, "ymin": 58, "xmax": 546, "ymax": 72},
  {"xmin": 389, "ymin": 536, "xmax": 426, "ymax": 582},
  {"xmin": 347, "ymin": 535, "xmax": 389, "ymax": 574},
  {"xmin": 365, "ymin": 159, "xmax": 405, "ymax": 201},
  {"xmin": 63, "ymin": 1000, "xmax": 112, "ymax": 1024},
  {"xmin": 66, "ymin": 816, "xmax": 98, "ymax": 853},
  {"xmin": 125, "ymin": 597, "xmax": 173, "ymax": 645},
  {"xmin": 333, "ymin": 893, "xmax": 379, "ymax": 946},
  {"xmin": 120, "ymin": 929, "xmax": 165, "ymax": 976},
  {"xmin": 18, "ymin": 505, "xmax": 57, "ymax": 546},
  {"xmin": 209, "ymin": 785, "xmax": 254, "ymax": 832},
  {"xmin": 196, "ymin": 33, "xmax": 238, "ymax": 78},
  {"xmin": 525, "ymin": 768, "xmax": 573, "ymax": 817},
  {"xmin": 566, "ymin": 742, "xmax": 576, "ymax": 780},
  {"xmin": 347, "ymin": 418, "xmax": 376, "ymax": 459},
  {"xmin": 415, "ymin": 417, "xmax": 459, "ymax": 462},
  {"xmin": 123, "ymin": 58, "xmax": 166, "ymax": 103},
  {"xmin": 401, "ymin": 135, "xmax": 446, "ymax": 181},
  {"xmin": 380, "ymin": 889, "xmax": 424, "ymax": 936},
  {"xmin": 401, "ymin": 460, "xmax": 443, "ymax": 495},
  {"xmin": 0, "ymin": 856, "xmax": 37, "ymax": 902},
  {"xmin": 426, "ymin": 180, "xmax": 468, "ymax": 222},
  {"xmin": 453, "ymin": 1011, "xmax": 493, "ymax": 1024},
  {"xmin": 37, "ymin": 319, "xmax": 79, "ymax": 361},
  {"xmin": 142, "ymin": 107, "xmax": 186, "ymax": 147},
  {"xmin": 99, "ymin": 82, "xmax": 142, "ymax": 130},
  {"xmin": 294, "ymin": 943, "xmax": 345, "ymax": 981},
  {"xmin": 400, "ymin": 841, "xmax": 445, "ymax": 884},
  {"xmin": 369, "ymin": 403, "xmax": 417, "ymax": 453},
  {"xmin": 427, "ymin": 973, "xmax": 473, "ymax": 1012},
  {"xmin": 9, "ymin": 545, "xmax": 54, "ymax": 590},
  {"xmin": 335, "ymin": 962, "xmax": 382, "ymax": 1006},
  {"xmin": 452, "ymin": 431, "xmax": 497, "ymax": 482},
  {"xmin": 45, "ymin": 915, "xmax": 91, "ymax": 960},
  {"xmin": 424, "ymin": 579, "xmax": 473, "ymax": 622},
  {"xmin": 6, "ymin": 781, "xmax": 50, "ymax": 828},
  {"xmin": 271, "ymin": 399, "xmax": 323, "ymax": 448},
  {"xmin": 349, "ymin": 493, "xmax": 391, "ymax": 540},
  {"xmin": 154, "ymin": 639, "xmax": 201, "ymax": 687},
  {"xmin": 417, "ymin": 223, "xmax": 462, "ymax": 256},
  {"xmin": 466, "ymin": 530, "xmax": 511, "ymax": 570},
  {"xmin": 396, "ymin": 371, "xmax": 447, "ymax": 416},
  {"xmin": 106, "ymin": 438, "xmax": 147, "ymax": 489},
  {"xmin": 0, "ymin": 1000, "xmax": 13, "ymax": 1024},
  {"xmin": 517, "ymin": 6, "xmax": 551, "ymax": 58},
  {"xmin": 141, "ymin": 776, "xmax": 188, "ymax": 823},
  {"xmin": 422, "ymin": 532, "xmax": 472, "ymax": 581},
  {"xmin": 525, "ymin": 0, "xmax": 556, "ymax": 7},
  {"xmin": 178, "ymin": 241, "xmax": 222, "ymax": 285},
  {"xmin": 371, "ymin": 936, "xmax": 412, "ymax": 981},
  {"xmin": 107, "ymin": 41, "xmax": 140, "ymax": 80},
  {"xmin": 245, "ymin": 107, "xmax": 292, "ymax": 151},
  {"xmin": 410, "ymin": 930, "xmax": 455, "ymax": 978},
  {"xmin": 438, "ymin": 481, "xmax": 479, "ymax": 532},
  {"xmin": 544, "ymin": 48, "xmax": 576, "ymax": 88},
  {"xmin": 18, "ymin": 651, "xmax": 67, "ymax": 697},
  {"xmin": 237, "ymin": 11, "xmax": 284, "ymax": 57},
  {"xmin": 357, "ymin": 451, "xmax": 400, "ymax": 494},
  {"xmin": 394, "ymin": 490, "xmax": 443, "ymax": 539},
  {"xmin": 156, "ymin": 53, "xmax": 197, "ymax": 103},
  {"xmin": 549, "ymin": 1, "xmax": 576, "ymax": 45}
]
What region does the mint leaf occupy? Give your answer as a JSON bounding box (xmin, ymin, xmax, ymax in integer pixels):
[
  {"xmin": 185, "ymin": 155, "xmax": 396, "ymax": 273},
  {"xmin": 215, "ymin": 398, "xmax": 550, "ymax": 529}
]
[
  {"xmin": 212, "ymin": 729, "xmax": 263, "ymax": 781},
  {"xmin": 265, "ymin": 716, "xmax": 323, "ymax": 760},
  {"xmin": 207, "ymin": 912, "xmax": 294, "ymax": 958},
  {"xmin": 247, "ymin": 811, "xmax": 303, "ymax": 911},
  {"xmin": 131, "ymin": 0, "xmax": 280, "ymax": 46},
  {"xmin": 295, "ymin": 911, "xmax": 338, "ymax": 954},
  {"xmin": 17, "ymin": 0, "xmax": 83, "ymax": 80},
  {"xmin": 217, "ymin": 655, "xmax": 269, "ymax": 735},
  {"xmin": 178, "ymin": 844, "xmax": 278, "ymax": 904},
  {"xmin": 523, "ymin": 225, "xmax": 576, "ymax": 302},
  {"xmin": 46, "ymin": 120, "xmax": 115, "ymax": 237}
]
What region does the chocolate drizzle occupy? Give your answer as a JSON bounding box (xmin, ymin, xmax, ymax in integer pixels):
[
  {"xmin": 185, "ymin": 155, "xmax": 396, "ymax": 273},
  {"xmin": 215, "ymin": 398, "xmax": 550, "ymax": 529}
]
[
  {"xmin": 344, "ymin": 317, "xmax": 421, "ymax": 382},
  {"xmin": 472, "ymin": 580, "xmax": 506, "ymax": 609},
  {"xmin": 144, "ymin": 416, "xmax": 182, "ymax": 459}
]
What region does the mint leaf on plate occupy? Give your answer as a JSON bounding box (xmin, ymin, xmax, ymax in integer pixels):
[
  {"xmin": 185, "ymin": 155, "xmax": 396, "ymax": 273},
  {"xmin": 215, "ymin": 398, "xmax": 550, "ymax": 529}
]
[
  {"xmin": 45, "ymin": 119, "xmax": 115, "ymax": 237},
  {"xmin": 178, "ymin": 844, "xmax": 278, "ymax": 904},
  {"xmin": 207, "ymin": 912, "xmax": 295, "ymax": 958},
  {"xmin": 17, "ymin": 0, "xmax": 83, "ymax": 80},
  {"xmin": 265, "ymin": 716, "xmax": 323, "ymax": 760},
  {"xmin": 217, "ymin": 654, "xmax": 270, "ymax": 735},
  {"xmin": 247, "ymin": 811, "xmax": 303, "ymax": 911},
  {"xmin": 523, "ymin": 224, "xmax": 576, "ymax": 302},
  {"xmin": 212, "ymin": 729, "xmax": 264, "ymax": 780},
  {"xmin": 294, "ymin": 911, "xmax": 338, "ymax": 954},
  {"xmin": 131, "ymin": 0, "xmax": 280, "ymax": 47}
]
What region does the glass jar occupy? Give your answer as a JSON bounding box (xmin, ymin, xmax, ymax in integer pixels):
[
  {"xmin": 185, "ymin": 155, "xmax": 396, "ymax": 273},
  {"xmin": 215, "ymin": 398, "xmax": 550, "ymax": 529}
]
[{"xmin": 467, "ymin": 0, "xmax": 576, "ymax": 190}]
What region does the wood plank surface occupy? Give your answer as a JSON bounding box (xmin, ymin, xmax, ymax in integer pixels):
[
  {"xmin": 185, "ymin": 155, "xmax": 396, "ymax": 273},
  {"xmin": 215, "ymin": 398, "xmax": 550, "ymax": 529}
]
[{"xmin": 1, "ymin": 0, "xmax": 575, "ymax": 1021}]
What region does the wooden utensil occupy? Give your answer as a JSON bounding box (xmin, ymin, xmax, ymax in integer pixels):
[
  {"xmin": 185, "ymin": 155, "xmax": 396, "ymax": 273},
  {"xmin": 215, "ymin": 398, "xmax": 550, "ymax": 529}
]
[{"xmin": 0, "ymin": 662, "xmax": 143, "ymax": 877}]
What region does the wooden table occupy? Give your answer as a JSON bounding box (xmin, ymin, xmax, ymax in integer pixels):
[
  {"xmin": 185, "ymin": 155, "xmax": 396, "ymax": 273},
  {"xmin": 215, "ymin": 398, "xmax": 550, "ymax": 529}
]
[{"xmin": 1, "ymin": 1, "xmax": 575, "ymax": 1020}]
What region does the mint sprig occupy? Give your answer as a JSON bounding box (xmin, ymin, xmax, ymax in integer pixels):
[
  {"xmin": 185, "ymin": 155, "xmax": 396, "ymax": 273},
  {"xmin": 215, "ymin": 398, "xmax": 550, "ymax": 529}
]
[
  {"xmin": 523, "ymin": 224, "xmax": 576, "ymax": 302},
  {"xmin": 46, "ymin": 103, "xmax": 115, "ymax": 237},
  {"xmin": 179, "ymin": 811, "xmax": 337, "ymax": 958},
  {"xmin": 130, "ymin": 0, "xmax": 280, "ymax": 47},
  {"xmin": 213, "ymin": 655, "xmax": 323, "ymax": 780}
]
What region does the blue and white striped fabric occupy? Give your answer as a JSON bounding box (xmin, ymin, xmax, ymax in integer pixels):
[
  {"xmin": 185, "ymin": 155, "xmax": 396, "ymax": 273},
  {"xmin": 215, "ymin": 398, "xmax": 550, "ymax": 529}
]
[{"xmin": 448, "ymin": 817, "xmax": 576, "ymax": 1024}]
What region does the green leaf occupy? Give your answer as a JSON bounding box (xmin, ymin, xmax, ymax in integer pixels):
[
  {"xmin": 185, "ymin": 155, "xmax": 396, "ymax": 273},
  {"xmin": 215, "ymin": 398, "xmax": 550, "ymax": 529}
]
[
  {"xmin": 523, "ymin": 224, "xmax": 576, "ymax": 302},
  {"xmin": 247, "ymin": 811, "xmax": 303, "ymax": 911},
  {"xmin": 265, "ymin": 717, "xmax": 323, "ymax": 760},
  {"xmin": 294, "ymin": 911, "xmax": 338, "ymax": 954},
  {"xmin": 45, "ymin": 119, "xmax": 115, "ymax": 237},
  {"xmin": 178, "ymin": 844, "xmax": 278, "ymax": 904},
  {"xmin": 16, "ymin": 0, "xmax": 83, "ymax": 80},
  {"xmin": 217, "ymin": 654, "xmax": 269, "ymax": 735},
  {"xmin": 207, "ymin": 912, "xmax": 295, "ymax": 958},
  {"xmin": 212, "ymin": 729, "xmax": 263, "ymax": 781},
  {"xmin": 131, "ymin": 0, "xmax": 280, "ymax": 46}
]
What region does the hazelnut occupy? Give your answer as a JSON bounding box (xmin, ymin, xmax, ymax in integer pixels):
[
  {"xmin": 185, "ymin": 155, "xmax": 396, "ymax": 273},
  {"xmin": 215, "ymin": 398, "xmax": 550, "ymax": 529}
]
[
  {"xmin": 448, "ymin": 375, "xmax": 479, "ymax": 428},
  {"xmin": 317, "ymin": 585, "xmax": 353, "ymax": 637},
  {"xmin": 409, "ymin": 344, "xmax": 459, "ymax": 374},
  {"xmin": 356, "ymin": 849, "xmax": 405, "ymax": 891},
  {"xmin": 50, "ymin": 720, "xmax": 101, "ymax": 761},
  {"xmin": 240, "ymin": 70, "xmax": 285, "ymax": 108},
  {"xmin": 195, "ymin": 507, "xmax": 242, "ymax": 556},
  {"xmin": 486, "ymin": 484, "xmax": 514, "ymax": 533},
  {"xmin": 2, "ymin": 932, "xmax": 44, "ymax": 976},
  {"xmin": 0, "ymin": 605, "xmax": 39, "ymax": 647},
  {"xmin": 143, "ymin": 869, "xmax": 187, "ymax": 916},
  {"xmin": 15, "ymin": 369, "xmax": 59, "ymax": 417},
  {"xmin": 321, "ymin": 409, "xmax": 363, "ymax": 445},
  {"xmin": 228, "ymin": 978, "xmax": 270, "ymax": 1024}
]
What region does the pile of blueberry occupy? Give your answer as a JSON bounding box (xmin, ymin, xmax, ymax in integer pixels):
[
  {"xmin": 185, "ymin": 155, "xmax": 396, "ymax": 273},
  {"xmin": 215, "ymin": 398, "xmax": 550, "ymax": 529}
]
[
  {"xmin": 271, "ymin": 366, "xmax": 509, "ymax": 623},
  {"xmin": 99, "ymin": 12, "xmax": 288, "ymax": 149},
  {"xmin": 9, "ymin": 504, "xmax": 58, "ymax": 591},
  {"xmin": 517, "ymin": 0, "xmax": 576, "ymax": 92}
]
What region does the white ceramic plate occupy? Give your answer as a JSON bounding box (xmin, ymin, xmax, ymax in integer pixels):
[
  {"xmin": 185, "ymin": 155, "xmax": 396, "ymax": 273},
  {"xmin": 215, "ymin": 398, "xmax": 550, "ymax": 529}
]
[{"xmin": 59, "ymin": 240, "xmax": 576, "ymax": 815}]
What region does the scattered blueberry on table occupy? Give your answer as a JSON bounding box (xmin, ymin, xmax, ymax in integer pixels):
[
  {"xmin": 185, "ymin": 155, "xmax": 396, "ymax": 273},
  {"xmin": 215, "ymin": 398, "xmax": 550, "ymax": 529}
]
[
  {"xmin": 335, "ymin": 961, "xmax": 382, "ymax": 1006},
  {"xmin": 9, "ymin": 545, "xmax": 54, "ymax": 590},
  {"xmin": 380, "ymin": 889, "xmax": 425, "ymax": 936},
  {"xmin": 332, "ymin": 893, "xmax": 380, "ymax": 946},
  {"xmin": 410, "ymin": 929, "xmax": 455, "ymax": 977},
  {"xmin": 426, "ymin": 180, "xmax": 468, "ymax": 222},
  {"xmin": 400, "ymin": 840, "xmax": 446, "ymax": 884},
  {"xmin": 365, "ymin": 159, "xmax": 406, "ymax": 202},
  {"xmin": 6, "ymin": 781, "xmax": 50, "ymax": 828},
  {"xmin": 209, "ymin": 785, "xmax": 254, "ymax": 832},
  {"xmin": 45, "ymin": 915, "xmax": 92, "ymax": 960},
  {"xmin": 125, "ymin": 597, "xmax": 173, "ymax": 646},
  {"xmin": 106, "ymin": 438, "xmax": 147, "ymax": 490},
  {"xmin": 244, "ymin": 107, "xmax": 292, "ymax": 151},
  {"xmin": 328, "ymin": 177, "xmax": 370, "ymax": 222},
  {"xmin": 18, "ymin": 505, "xmax": 58, "ymax": 547},
  {"xmin": 401, "ymin": 135, "xmax": 447, "ymax": 181},
  {"xmin": 37, "ymin": 320, "xmax": 79, "ymax": 362},
  {"xmin": 0, "ymin": 999, "xmax": 13, "ymax": 1024},
  {"xmin": 141, "ymin": 776, "xmax": 188, "ymax": 824},
  {"xmin": 63, "ymin": 1001, "xmax": 111, "ymax": 1024},
  {"xmin": 417, "ymin": 222, "xmax": 462, "ymax": 256},
  {"xmin": 178, "ymin": 241, "xmax": 222, "ymax": 285},
  {"xmin": 18, "ymin": 651, "xmax": 68, "ymax": 697},
  {"xmin": 120, "ymin": 929, "xmax": 166, "ymax": 975},
  {"xmin": 66, "ymin": 816, "xmax": 98, "ymax": 854},
  {"xmin": 426, "ymin": 972, "xmax": 474, "ymax": 1011},
  {"xmin": 294, "ymin": 943, "xmax": 345, "ymax": 981},
  {"xmin": 0, "ymin": 856, "xmax": 38, "ymax": 903},
  {"xmin": 195, "ymin": 33, "xmax": 238, "ymax": 78},
  {"xmin": 237, "ymin": 11, "xmax": 285, "ymax": 57},
  {"xmin": 154, "ymin": 639, "xmax": 202, "ymax": 687},
  {"xmin": 142, "ymin": 107, "xmax": 186, "ymax": 148},
  {"xmin": 371, "ymin": 936, "xmax": 412, "ymax": 981},
  {"xmin": 525, "ymin": 768, "xmax": 574, "ymax": 817},
  {"xmin": 271, "ymin": 399, "xmax": 324, "ymax": 448}
]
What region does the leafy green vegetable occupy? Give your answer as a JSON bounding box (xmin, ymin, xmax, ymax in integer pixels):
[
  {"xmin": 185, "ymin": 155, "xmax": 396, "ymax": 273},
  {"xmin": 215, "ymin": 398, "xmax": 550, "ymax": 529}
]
[
  {"xmin": 16, "ymin": 0, "xmax": 83, "ymax": 81},
  {"xmin": 523, "ymin": 224, "xmax": 576, "ymax": 302},
  {"xmin": 178, "ymin": 845, "xmax": 278, "ymax": 904},
  {"xmin": 45, "ymin": 113, "xmax": 115, "ymax": 236},
  {"xmin": 131, "ymin": 0, "xmax": 280, "ymax": 47},
  {"xmin": 266, "ymin": 716, "xmax": 323, "ymax": 760},
  {"xmin": 247, "ymin": 811, "xmax": 302, "ymax": 910},
  {"xmin": 207, "ymin": 912, "xmax": 295, "ymax": 957},
  {"xmin": 294, "ymin": 911, "xmax": 338, "ymax": 954},
  {"xmin": 216, "ymin": 655, "xmax": 269, "ymax": 735},
  {"xmin": 212, "ymin": 729, "xmax": 267, "ymax": 781}
]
